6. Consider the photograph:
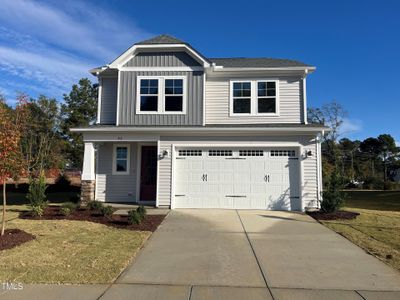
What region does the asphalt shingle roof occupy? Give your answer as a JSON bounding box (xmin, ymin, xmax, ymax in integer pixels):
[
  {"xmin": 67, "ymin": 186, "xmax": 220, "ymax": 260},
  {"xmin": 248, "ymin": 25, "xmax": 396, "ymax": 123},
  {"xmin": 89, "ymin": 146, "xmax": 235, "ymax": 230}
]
[
  {"xmin": 135, "ymin": 34, "xmax": 186, "ymax": 45},
  {"xmin": 208, "ymin": 57, "xmax": 312, "ymax": 68}
]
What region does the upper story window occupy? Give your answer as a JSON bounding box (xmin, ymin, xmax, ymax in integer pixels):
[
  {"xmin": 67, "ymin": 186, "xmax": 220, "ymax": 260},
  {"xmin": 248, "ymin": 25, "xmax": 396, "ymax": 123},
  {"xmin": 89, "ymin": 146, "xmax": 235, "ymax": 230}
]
[
  {"xmin": 137, "ymin": 76, "xmax": 186, "ymax": 114},
  {"xmin": 230, "ymin": 80, "xmax": 279, "ymax": 116}
]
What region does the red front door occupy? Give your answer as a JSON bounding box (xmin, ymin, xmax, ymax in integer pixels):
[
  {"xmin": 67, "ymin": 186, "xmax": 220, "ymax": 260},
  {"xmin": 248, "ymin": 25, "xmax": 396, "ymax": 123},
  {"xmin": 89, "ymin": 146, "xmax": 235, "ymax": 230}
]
[{"xmin": 140, "ymin": 146, "xmax": 157, "ymax": 201}]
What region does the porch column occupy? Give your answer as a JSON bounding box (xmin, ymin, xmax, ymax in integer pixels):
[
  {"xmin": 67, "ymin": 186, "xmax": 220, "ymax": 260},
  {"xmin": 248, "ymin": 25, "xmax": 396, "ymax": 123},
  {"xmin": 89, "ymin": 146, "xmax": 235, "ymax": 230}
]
[{"xmin": 81, "ymin": 142, "xmax": 95, "ymax": 205}]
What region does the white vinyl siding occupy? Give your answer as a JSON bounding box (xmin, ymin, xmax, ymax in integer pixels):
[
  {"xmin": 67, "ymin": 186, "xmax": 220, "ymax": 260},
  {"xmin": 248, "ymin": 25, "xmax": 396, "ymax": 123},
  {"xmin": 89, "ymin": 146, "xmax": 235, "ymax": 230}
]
[{"xmin": 206, "ymin": 76, "xmax": 303, "ymax": 124}]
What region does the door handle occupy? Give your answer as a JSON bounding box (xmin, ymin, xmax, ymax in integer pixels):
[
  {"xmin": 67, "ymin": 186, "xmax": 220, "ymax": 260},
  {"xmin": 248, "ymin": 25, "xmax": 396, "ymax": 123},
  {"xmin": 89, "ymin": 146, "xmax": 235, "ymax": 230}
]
[
  {"xmin": 202, "ymin": 174, "xmax": 208, "ymax": 182},
  {"xmin": 264, "ymin": 175, "xmax": 270, "ymax": 182}
]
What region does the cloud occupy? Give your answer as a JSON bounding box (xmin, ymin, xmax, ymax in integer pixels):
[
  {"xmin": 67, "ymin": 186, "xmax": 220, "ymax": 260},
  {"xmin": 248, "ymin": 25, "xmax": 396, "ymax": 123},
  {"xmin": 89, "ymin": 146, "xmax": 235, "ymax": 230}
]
[
  {"xmin": 396, "ymin": 141, "xmax": 400, "ymax": 147},
  {"xmin": 338, "ymin": 118, "xmax": 363, "ymax": 136},
  {"xmin": 0, "ymin": 0, "xmax": 151, "ymax": 100}
]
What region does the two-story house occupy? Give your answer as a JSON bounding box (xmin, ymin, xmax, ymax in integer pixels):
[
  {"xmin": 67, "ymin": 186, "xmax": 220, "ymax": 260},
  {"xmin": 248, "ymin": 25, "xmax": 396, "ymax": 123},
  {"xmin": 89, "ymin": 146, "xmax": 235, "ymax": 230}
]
[{"xmin": 72, "ymin": 34, "xmax": 328, "ymax": 211}]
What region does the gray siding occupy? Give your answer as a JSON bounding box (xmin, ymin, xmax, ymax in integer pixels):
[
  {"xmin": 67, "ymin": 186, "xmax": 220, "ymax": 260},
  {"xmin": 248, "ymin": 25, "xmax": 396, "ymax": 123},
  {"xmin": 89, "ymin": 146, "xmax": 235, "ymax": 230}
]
[
  {"xmin": 124, "ymin": 51, "xmax": 201, "ymax": 67},
  {"xmin": 158, "ymin": 135, "xmax": 318, "ymax": 208},
  {"xmin": 205, "ymin": 76, "xmax": 304, "ymax": 124},
  {"xmin": 118, "ymin": 71, "xmax": 203, "ymax": 125},
  {"xmin": 100, "ymin": 77, "xmax": 117, "ymax": 124},
  {"xmin": 96, "ymin": 143, "xmax": 137, "ymax": 202}
]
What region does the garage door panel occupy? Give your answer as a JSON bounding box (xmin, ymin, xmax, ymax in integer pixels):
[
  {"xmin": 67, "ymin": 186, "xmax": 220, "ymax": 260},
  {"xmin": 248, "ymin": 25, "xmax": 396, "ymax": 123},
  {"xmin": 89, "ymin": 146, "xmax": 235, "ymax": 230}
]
[{"xmin": 174, "ymin": 148, "xmax": 300, "ymax": 210}]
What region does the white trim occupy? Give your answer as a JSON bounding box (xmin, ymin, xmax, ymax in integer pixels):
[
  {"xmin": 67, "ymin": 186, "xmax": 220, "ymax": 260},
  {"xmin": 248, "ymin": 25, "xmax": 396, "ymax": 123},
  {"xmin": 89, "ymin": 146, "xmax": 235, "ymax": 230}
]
[
  {"xmin": 136, "ymin": 75, "xmax": 187, "ymax": 115},
  {"xmin": 94, "ymin": 144, "xmax": 99, "ymax": 200},
  {"xmin": 82, "ymin": 142, "xmax": 96, "ymax": 180},
  {"xmin": 316, "ymin": 135, "xmax": 323, "ymax": 207},
  {"xmin": 303, "ymin": 77, "xmax": 308, "ymax": 124},
  {"xmin": 110, "ymin": 44, "xmax": 210, "ymax": 68},
  {"xmin": 202, "ymin": 72, "xmax": 206, "ymax": 126},
  {"xmin": 171, "ymin": 144, "xmax": 176, "ymax": 209},
  {"xmin": 299, "ymin": 145, "xmax": 305, "ymax": 211},
  {"xmin": 119, "ymin": 66, "xmax": 203, "ymax": 72},
  {"xmin": 156, "ymin": 140, "xmax": 160, "ymax": 207},
  {"xmin": 112, "ymin": 144, "xmax": 130, "ymax": 175},
  {"xmin": 96, "ymin": 78, "xmax": 102, "ymax": 124},
  {"xmin": 72, "ymin": 126, "xmax": 329, "ymax": 134},
  {"xmin": 116, "ymin": 70, "xmax": 121, "ymax": 126},
  {"xmin": 136, "ymin": 142, "xmax": 158, "ymax": 203},
  {"xmin": 229, "ymin": 79, "xmax": 280, "ymax": 117}
]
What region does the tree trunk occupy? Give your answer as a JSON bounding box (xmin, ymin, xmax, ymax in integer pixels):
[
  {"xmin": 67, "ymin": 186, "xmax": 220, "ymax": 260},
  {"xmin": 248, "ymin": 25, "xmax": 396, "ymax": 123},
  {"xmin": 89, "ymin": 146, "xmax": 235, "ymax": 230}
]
[{"xmin": 1, "ymin": 180, "xmax": 6, "ymax": 236}]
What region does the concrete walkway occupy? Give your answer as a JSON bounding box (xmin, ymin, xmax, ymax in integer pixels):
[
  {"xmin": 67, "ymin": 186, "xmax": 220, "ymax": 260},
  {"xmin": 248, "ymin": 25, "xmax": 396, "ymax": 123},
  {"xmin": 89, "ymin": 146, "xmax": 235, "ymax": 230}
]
[{"xmin": 2, "ymin": 210, "xmax": 400, "ymax": 299}]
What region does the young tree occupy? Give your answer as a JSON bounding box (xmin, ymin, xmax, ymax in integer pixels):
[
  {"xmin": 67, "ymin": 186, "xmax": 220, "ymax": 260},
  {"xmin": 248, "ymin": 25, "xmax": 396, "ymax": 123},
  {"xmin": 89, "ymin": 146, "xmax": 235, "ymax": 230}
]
[
  {"xmin": 0, "ymin": 96, "xmax": 28, "ymax": 235},
  {"xmin": 21, "ymin": 96, "xmax": 65, "ymax": 176},
  {"xmin": 61, "ymin": 78, "xmax": 98, "ymax": 168}
]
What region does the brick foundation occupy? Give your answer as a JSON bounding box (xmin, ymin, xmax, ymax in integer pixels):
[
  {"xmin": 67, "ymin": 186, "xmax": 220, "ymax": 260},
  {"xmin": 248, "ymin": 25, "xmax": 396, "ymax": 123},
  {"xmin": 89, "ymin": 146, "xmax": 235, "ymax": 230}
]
[{"xmin": 80, "ymin": 180, "xmax": 95, "ymax": 205}]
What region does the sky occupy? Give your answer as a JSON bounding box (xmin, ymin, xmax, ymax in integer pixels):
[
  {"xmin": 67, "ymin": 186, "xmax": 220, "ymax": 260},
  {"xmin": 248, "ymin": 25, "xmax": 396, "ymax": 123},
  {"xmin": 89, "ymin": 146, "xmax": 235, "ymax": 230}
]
[{"xmin": 0, "ymin": 0, "xmax": 399, "ymax": 145}]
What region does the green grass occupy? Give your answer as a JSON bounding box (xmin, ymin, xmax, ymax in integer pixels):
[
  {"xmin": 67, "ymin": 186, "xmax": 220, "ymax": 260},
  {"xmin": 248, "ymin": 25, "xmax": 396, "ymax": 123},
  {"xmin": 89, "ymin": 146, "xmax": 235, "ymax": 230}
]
[
  {"xmin": 0, "ymin": 205, "xmax": 150, "ymax": 283},
  {"xmin": 322, "ymin": 191, "xmax": 400, "ymax": 272}
]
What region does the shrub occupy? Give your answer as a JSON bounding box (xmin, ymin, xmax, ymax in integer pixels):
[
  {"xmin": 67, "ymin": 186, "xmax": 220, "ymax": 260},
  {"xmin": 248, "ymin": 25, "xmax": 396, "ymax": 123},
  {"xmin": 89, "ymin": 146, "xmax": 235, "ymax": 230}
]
[
  {"xmin": 60, "ymin": 207, "xmax": 71, "ymax": 216},
  {"xmin": 362, "ymin": 176, "xmax": 383, "ymax": 190},
  {"xmin": 54, "ymin": 173, "xmax": 71, "ymax": 187},
  {"xmin": 87, "ymin": 200, "xmax": 104, "ymax": 211},
  {"xmin": 127, "ymin": 210, "xmax": 141, "ymax": 225},
  {"xmin": 136, "ymin": 205, "xmax": 147, "ymax": 220},
  {"xmin": 31, "ymin": 205, "xmax": 44, "ymax": 217},
  {"xmin": 320, "ymin": 169, "xmax": 345, "ymax": 213},
  {"xmin": 27, "ymin": 174, "xmax": 48, "ymax": 211},
  {"xmin": 70, "ymin": 193, "xmax": 80, "ymax": 203},
  {"xmin": 100, "ymin": 205, "xmax": 114, "ymax": 219},
  {"xmin": 62, "ymin": 202, "xmax": 77, "ymax": 211}
]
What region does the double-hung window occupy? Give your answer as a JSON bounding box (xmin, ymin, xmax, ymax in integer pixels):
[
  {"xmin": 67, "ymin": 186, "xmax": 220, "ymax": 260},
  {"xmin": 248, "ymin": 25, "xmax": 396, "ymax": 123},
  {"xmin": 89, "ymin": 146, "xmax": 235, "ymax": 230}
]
[
  {"xmin": 230, "ymin": 80, "xmax": 279, "ymax": 116},
  {"xmin": 137, "ymin": 76, "xmax": 186, "ymax": 114},
  {"xmin": 113, "ymin": 144, "xmax": 130, "ymax": 175}
]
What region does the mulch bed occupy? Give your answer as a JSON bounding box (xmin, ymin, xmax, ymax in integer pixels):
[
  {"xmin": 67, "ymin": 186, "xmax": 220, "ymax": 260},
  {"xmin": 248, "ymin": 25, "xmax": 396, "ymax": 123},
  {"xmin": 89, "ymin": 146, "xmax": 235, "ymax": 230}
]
[
  {"xmin": 307, "ymin": 210, "xmax": 360, "ymax": 221},
  {"xmin": 20, "ymin": 206, "xmax": 166, "ymax": 232},
  {"xmin": 0, "ymin": 229, "xmax": 36, "ymax": 251}
]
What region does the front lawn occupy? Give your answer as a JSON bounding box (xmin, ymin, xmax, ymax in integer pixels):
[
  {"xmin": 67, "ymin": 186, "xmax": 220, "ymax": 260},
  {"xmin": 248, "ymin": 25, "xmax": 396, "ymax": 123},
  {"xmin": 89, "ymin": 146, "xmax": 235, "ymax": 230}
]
[
  {"xmin": 321, "ymin": 191, "xmax": 400, "ymax": 272},
  {"xmin": 0, "ymin": 205, "xmax": 150, "ymax": 283}
]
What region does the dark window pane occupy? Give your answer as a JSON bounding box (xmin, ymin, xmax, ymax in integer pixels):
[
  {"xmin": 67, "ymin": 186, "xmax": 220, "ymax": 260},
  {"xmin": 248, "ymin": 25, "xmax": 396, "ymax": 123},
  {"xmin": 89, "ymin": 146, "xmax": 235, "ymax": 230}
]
[
  {"xmin": 267, "ymin": 82, "xmax": 276, "ymax": 89},
  {"xmin": 116, "ymin": 159, "xmax": 127, "ymax": 172},
  {"xmin": 165, "ymin": 79, "xmax": 173, "ymax": 87},
  {"xmin": 258, "ymin": 98, "xmax": 276, "ymax": 113},
  {"xmin": 233, "ymin": 89, "xmax": 242, "ymax": 97},
  {"xmin": 258, "ymin": 89, "xmax": 266, "ymax": 97},
  {"xmin": 140, "ymin": 96, "xmax": 158, "ymax": 111},
  {"xmin": 242, "ymin": 89, "xmax": 251, "ymax": 97},
  {"xmin": 140, "ymin": 79, "xmax": 149, "ymax": 87},
  {"xmin": 116, "ymin": 147, "xmax": 127, "ymax": 159},
  {"xmin": 149, "ymin": 87, "xmax": 158, "ymax": 94},
  {"xmin": 233, "ymin": 82, "xmax": 241, "ymax": 90},
  {"xmin": 174, "ymin": 87, "xmax": 183, "ymax": 94},
  {"xmin": 174, "ymin": 79, "xmax": 183, "ymax": 87},
  {"xmin": 258, "ymin": 82, "xmax": 266, "ymax": 90},
  {"xmin": 233, "ymin": 98, "xmax": 251, "ymax": 113},
  {"xmin": 165, "ymin": 96, "xmax": 183, "ymax": 111},
  {"xmin": 267, "ymin": 89, "xmax": 276, "ymax": 96},
  {"xmin": 150, "ymin": 79, "xmax": 158, "ymax": 87},
  {"xmin": 243, "ymin": 82, "xmax": 251, "ymax": 90},
  {"xmin": 140, "ymin": 87, "xmax": 148, "ymax": 94},
  {"xmin": 165, "ymin": 87, "xmax": 174, "ymax": 94}
]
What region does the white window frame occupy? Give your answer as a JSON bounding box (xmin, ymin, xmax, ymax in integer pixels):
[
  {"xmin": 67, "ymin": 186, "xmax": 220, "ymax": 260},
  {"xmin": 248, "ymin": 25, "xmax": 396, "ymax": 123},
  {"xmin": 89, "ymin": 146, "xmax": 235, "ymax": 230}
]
[
  {"xmin": 112, "ymin": 144, "xmax": 130, "ymax": 175},
  {"xmin": 136, "ymin": 76, "xmax": 187, "ymax": 115},
  {"xmin": 229, "ymin": 79, "xmax": 279, "ymax": 117}
]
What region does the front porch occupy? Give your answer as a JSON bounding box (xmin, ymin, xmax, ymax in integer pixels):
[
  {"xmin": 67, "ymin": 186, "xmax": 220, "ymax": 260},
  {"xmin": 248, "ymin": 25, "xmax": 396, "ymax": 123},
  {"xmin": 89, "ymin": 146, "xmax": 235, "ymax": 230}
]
[{"xmin": 81, "ymin": 141, "xmax": 160, "ymax": 206}]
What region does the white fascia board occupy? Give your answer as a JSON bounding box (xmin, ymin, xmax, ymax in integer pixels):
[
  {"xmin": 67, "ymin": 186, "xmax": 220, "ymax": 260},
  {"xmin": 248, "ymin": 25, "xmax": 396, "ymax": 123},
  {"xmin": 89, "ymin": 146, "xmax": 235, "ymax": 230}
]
[
  {"xmin": 72, "ymin": 126, "xmax": 329, "ymax": 134},
  {"xmin": 109, "ymin": 44, "xmax": 210, "ymax": 68},
  {"xmin": 119, "ymin": 66, "xmax": 203, "ymax": 72},
  {"xmin": 210, "ymin": 66, "xmax": 316, "ymax": 72}
]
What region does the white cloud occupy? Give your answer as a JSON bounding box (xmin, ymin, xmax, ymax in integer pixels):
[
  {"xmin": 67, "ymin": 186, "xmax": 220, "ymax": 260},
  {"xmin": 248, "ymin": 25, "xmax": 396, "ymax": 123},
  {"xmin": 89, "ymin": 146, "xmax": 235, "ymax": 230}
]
[
  {"xmin": 0, "ymin": 0, "xmax": 151, "ymax": 100},
  {"xmin": 338, "ymin": 118, "xmax": 363, "ymax": 136},
  {"xmin": 396, "ymin": 141, "xmax": 400, "ymax": 147}
]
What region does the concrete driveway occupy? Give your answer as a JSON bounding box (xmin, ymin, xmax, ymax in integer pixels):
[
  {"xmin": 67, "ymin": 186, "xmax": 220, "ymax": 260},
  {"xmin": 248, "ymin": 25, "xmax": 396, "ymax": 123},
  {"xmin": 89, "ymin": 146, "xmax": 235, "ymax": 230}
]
[{"xmin": 2, "ymin": 210, "xmax": 400, "ymax": 300}]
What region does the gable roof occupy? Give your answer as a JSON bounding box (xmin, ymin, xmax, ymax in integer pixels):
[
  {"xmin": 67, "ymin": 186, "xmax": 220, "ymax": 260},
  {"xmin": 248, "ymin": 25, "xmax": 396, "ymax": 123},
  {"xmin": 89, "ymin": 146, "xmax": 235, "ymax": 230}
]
[
  {"xmin": 209, "ymin": 57, "xmax": 312, "ymax": 68},
  {"xmin": 135, "ymin": 34, "xmax": 186, "ymax": 45}
]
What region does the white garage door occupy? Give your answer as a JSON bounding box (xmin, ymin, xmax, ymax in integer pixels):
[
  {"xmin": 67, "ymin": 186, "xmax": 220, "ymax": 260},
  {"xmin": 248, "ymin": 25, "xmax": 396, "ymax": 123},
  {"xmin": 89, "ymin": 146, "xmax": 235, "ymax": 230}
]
[{"xmin": 174, "ymin": 148, "xmax": 301, "ymax": 210}]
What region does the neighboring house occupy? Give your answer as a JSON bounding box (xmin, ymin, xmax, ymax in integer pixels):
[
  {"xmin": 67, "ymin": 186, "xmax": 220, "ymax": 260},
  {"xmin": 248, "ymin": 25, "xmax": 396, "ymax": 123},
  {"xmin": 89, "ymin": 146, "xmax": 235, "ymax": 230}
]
[{"xmin": 72, "ymin": 34, "xmax": 328, "ymax": 211}]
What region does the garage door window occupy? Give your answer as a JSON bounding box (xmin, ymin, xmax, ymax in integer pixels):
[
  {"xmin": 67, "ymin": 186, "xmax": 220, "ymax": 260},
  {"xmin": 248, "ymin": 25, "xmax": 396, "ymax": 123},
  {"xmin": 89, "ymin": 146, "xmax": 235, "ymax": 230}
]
[
  {"xmin": 239, "ymin": 150, "xmax": 264, "ymax": 156},
  {"xmin": 271, "ymin": 150, "xmax": 296, "ymax": 157},
  {"xmin": 209, "ymin": 150, "xmax": 233, "ymax": 156},
  {"xmin": 178, "ymin": 150, "xmax": 202, "ymax": 156}
]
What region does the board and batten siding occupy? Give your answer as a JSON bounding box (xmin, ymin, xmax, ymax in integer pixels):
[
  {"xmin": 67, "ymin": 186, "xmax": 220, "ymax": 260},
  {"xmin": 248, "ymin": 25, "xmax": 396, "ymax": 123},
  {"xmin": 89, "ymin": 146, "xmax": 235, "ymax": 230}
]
[
  {"xmin": 157, "ymin": 135, "xmax": 319, "ymax": 209},
  {"xmin": 118, "ymin": 71, "xmax": 203, "ymax": 126},
  {"xmin": 123, "ymin": 51, "xmax": 201, "ymax": 67},
  {"xmin": 96, "ymin": 143, "xmax": 137, "ymax": 202},
  {"xmin": 205, "ymin": 76, "xmax": 304, "ymax": 124},
  {"xmin": 99, "ymin": 77, "xmax": 118, "ymax": 124}
]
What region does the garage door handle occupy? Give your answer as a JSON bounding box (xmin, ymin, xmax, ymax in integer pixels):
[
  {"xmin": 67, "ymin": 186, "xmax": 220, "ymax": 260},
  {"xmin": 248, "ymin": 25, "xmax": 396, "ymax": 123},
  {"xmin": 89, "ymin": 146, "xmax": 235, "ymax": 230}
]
[
  {"xmin": 264, "ymin": 175, "xmax": 270, "ymax": 182},
  {"xmin": 225, "ymin": 195, "xmax": 247, "ymax": 198},
  {"xmin": 202, "ymin": 174, "xmax": 208, "ymax": 181}
]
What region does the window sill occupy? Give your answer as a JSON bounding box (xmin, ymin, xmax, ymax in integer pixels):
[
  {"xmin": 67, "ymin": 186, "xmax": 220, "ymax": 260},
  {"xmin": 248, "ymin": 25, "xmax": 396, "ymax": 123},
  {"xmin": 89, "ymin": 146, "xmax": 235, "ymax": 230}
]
[{"xmin": 136, "ymin": 111, "xmax": 187, "ymax": 115}]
